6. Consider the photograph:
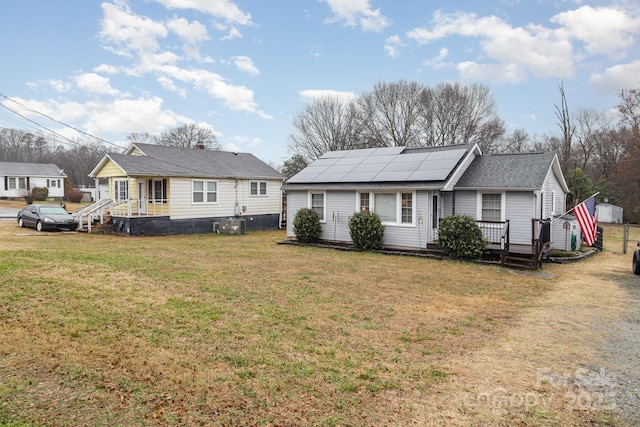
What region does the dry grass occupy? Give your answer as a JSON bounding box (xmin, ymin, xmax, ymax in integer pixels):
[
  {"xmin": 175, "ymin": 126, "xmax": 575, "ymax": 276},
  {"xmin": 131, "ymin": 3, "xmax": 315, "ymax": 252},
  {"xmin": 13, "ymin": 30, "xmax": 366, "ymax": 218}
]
[{"xmin": 0, "ymin": 218, "xmax": 634, "ymax": 426}]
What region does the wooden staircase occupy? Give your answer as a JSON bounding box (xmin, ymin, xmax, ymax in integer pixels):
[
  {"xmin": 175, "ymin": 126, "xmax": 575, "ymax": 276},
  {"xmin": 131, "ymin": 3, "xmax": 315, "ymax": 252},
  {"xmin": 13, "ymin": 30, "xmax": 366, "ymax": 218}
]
[{"xmin": 74, "ymin": 199, "xmax": 113, "ymax": 232}]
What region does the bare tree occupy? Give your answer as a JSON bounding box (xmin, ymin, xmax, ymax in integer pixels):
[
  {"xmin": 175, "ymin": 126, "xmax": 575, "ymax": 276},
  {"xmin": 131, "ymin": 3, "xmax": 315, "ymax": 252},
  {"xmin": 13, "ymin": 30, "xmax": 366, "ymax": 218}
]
[
  {"xmin": 289, "ymin": 95, "xmax": 366, "ymax": 161},
  {"xmin": 126, "ymin": 132, "xmax": 157, "ymax": 145},
  {"xmin": 420, "ymin": 82, "xmax": 505, "ymax": 150},
  {"xmin": 356, "ymin": 80, "xmax": 425, "ymax": 147},
  {"xmin": 555, "ymin": 81, "xmax": 575, "ymax": 174},
  {"xmin": 617, "ymin": 87, "xmax": 640, "ymax": 134},
  {"xmin": 573, "ymin": 107, "xmax": 610, "ymax": 172},
  {"xmin": 499, "ymin": 128, "xmax": 531, "ymax": 153},
  {"xmin": 157, "ymin": 124, "xmax": 220, "ymax": 149}
]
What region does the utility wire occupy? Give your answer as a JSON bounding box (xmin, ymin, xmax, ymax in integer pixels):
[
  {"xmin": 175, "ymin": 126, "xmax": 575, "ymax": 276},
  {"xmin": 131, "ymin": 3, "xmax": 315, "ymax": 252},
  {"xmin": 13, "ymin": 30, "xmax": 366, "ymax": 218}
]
[{"xmin": 0, "ymin": 92, "xmax": 121, "ymax": 149}]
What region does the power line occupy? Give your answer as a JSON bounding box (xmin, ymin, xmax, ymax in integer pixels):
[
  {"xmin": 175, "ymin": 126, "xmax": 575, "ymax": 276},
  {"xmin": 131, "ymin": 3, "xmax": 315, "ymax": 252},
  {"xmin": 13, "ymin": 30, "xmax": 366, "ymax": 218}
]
[{"xmin": 0, "ymin": 92, "xmax": 121, "ymax": 150}]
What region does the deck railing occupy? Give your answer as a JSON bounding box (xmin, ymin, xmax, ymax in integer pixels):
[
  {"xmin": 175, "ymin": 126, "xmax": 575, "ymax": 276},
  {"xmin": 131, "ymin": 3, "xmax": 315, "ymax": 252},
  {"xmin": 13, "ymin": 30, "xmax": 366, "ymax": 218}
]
[
  {"xmin": 110, "ymin": 198, "xmax": 170, "ymax": 217},
  {"xmin": 532, "ymin": 218, "xmax": 551, "ymax": 269}
]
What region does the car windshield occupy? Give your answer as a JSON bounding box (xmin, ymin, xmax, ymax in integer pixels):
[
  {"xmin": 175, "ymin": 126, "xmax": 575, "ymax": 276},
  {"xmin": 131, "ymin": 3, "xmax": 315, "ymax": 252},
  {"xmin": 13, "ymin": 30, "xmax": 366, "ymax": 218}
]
[{"xmin": 39, "ymin": 206, "xmax": 69, "ymax": 215}]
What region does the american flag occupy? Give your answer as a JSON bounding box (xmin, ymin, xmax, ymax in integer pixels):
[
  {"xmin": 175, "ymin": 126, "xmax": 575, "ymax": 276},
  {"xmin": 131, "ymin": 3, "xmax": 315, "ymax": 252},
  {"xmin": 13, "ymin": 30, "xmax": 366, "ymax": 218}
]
[{"xmin": 574, "ymin": 195, "xmax": 597, "ymax": 246}]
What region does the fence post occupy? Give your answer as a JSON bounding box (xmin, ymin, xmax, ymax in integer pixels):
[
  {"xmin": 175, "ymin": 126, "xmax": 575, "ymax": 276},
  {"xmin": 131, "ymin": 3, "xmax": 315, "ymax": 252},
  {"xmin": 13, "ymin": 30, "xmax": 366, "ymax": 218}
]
[{"xmin": 623, "ymin": 224, "xmax": 629, "ymax": 254}]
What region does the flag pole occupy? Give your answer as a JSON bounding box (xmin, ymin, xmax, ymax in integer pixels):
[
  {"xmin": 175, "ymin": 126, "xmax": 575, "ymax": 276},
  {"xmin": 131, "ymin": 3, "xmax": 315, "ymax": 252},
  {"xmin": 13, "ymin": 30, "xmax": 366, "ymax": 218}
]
[{"xmin": 559, "ymin": 192, "xmax": 599, "ymax": 217}]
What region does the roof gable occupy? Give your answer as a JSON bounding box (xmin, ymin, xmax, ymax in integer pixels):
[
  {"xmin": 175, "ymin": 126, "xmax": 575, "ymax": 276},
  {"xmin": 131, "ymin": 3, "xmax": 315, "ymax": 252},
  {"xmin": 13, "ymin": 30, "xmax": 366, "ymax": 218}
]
[
  {"xmin": 0, "ymin": 162, "xmax": 67, "ymax": 178},
  {"xmin": 454, "ymin": 151, "xmax": 568, "ymax": 191},
  {"xmin": 90, "ymin": 143, "xmax": 283, "ymax": 180}
]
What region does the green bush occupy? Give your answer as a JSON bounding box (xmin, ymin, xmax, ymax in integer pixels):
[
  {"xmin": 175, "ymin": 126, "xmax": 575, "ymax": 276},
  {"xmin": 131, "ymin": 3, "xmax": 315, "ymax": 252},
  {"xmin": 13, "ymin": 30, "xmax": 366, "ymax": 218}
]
[
  {"xmin": 293, "ymin": 208, "xmax": 322, "ymax": 243},
  {"xmin": 348, "ymin": 210, "xmax": 384, "ymax": 250},
  {"xmin": 31, "ymin": 187, "xmax": 49, "ymax": 201},
  {"xmin": 437, "ymin": 215, "xmax": 487, "ymax": 260}
]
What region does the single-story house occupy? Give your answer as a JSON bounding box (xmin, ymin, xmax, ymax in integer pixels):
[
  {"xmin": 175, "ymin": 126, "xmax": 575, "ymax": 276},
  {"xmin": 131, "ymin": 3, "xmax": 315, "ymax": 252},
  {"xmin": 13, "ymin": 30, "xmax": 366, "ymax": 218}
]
[
  {"xmin": 86, "ymin": 143, "xmax": 284, "ymax": 235},
  {"xmin": 283, "ymin": 143, "xmax": 569, "ymax": 266},
  {"xmin": 0, "ymin": 161, "xmax": 67, "ymax": 199},
  {"xmin": 596, "ymin": 202, "xmax": 623, "ymax": 224}
]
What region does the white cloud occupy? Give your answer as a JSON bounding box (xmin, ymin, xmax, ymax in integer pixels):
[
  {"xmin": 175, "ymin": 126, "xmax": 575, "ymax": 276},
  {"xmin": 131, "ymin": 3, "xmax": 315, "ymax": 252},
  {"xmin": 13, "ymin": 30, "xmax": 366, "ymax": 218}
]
[
  {"xmin": 299, "ymin": 89, "xmax": 358, "ymax": 104},
  {"xmin": 94, "ymin": 64, "xmax": 119, "ymax": 74},
  {"xmin": 166, "ymin": 17, "xmax": 209, "ymax": 44},
  {"xmin": 590, "ymin": 60, "xmax": 640, "ymax": 92},
  {"xmin": 232, "ymin": 56, "xmax": 260, "ymax": 76},
  {"xmin": 157, "ymin": 76, "xmax": 187, "ymax": 97},
  {"xmin": 75, "ymin": 73, "xmax": 122, "ymax": 96},
  {"xmin": 99, "ymin": 1, "xmax": 168, "ymax": 55},
  {"xmin": 221, "ymin": 26, "xmax": 243, "ymax": 41},
  {"xmin": 223, "ymin": 142, "xmax": 241, "ymax": 152},
  {"xmin": 407, "ymin": 11, "xmax": 574, "ymax": 82},
  {"xmin": 384, "ymin": 35, "xmax": 404, "ymax": 58},
  {"xmin": 551, "ymin": 6, "xmax": 640, "ymax": 57},
  {"xmin": 322, "ymin": 0, "xmax": 390, "ymax": 32},
  {"xmin": 47, "ymin": 80, "xmax": 73, "ymax": 93},
  {"xmin": 423, "ymin": 47, "xmax": 449, "ymax": 69},
  {"xmin": 152, "ymin": 0, "xmax": 252, "ymax": 26}
]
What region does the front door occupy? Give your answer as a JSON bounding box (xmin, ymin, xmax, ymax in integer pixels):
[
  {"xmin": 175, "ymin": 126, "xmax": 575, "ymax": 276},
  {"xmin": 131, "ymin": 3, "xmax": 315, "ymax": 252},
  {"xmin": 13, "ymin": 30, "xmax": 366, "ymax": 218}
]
[
  {"xmin": 430, "ymin": 193, "xmax": 439, "ymax": 242},
  {"xmin": 138, "ymin": 180, "xmax": 147, "ymax": 214}
]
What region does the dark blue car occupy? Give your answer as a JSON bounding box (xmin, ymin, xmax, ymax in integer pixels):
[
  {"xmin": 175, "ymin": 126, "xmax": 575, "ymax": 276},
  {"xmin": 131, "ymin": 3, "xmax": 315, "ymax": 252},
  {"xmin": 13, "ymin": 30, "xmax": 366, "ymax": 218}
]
[{"xmin": 17, "ymin": 204, "xmax": 77, "ymax": 232}]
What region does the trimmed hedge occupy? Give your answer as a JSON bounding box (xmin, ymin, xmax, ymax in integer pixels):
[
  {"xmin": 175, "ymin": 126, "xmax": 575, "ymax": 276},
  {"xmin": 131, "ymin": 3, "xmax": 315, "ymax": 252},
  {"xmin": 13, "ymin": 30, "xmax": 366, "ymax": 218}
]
[
  {"xmin": 348, "ymin": 210, "xmax": 384, "ymax": 250},
  {"xmin": 31, "ymin": 187, "xmax": 49, "ymax": 201},
  {"xmin": 293, "ymin": 208, "xmax": 322, "ymax": 243},
  {"xmin": 437, "ymin": 215, "xmax": 487, "ymax": 260}
]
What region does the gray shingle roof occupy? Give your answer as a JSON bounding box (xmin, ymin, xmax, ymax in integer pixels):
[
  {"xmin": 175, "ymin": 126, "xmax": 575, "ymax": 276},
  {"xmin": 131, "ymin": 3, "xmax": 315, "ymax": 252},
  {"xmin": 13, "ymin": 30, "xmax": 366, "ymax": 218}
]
[
  {"xmin": 0, "ymin": 162, "xmax": 67, "ymax": 177},
  {"xmin": 454, "ymin": 151, "xmax": 557, "ymax": 190},
  {"xmin": 105, "ymin": 143, "xmax": 283, "ymax": 180}
]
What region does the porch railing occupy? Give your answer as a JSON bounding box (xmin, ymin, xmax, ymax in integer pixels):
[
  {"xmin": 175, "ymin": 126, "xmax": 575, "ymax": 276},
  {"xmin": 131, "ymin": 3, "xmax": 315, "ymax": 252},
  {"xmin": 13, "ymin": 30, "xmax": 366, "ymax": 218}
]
[
  {"xmin": 532, "ymin": 218, "xmax": 552, "ymax": 270},
  {"xmin": 476, "ymin": 220, "xmax": 510, "ymax": 266},
  {"xmin": 111, "ymin": 198, "xmax": 170, "ymax": 217}
]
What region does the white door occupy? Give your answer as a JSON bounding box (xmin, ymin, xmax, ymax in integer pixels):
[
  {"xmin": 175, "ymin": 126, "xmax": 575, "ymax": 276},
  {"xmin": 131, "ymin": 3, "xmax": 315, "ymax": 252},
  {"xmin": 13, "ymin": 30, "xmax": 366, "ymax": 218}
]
[
  {"xmin": 430, "ymin": 193, "xmax": 439, "ymax": 242},
  {"xmin": 138, "ymin": 181, "xmax": 147, "ymax": 214}
]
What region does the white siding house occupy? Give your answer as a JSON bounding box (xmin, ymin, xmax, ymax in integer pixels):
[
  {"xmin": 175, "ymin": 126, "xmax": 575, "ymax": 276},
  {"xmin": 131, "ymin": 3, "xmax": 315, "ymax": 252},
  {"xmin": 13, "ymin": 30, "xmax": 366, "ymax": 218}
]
[
  {"xmin": 284, "ymin": 145, "xmax": 570, "ymax": 251},
  {"xmin": 0, "ymin": 162, "xmax": 67, "ymax": 199},
  {"xmin": 88, "ymin": 143, "xmax": 284, "ymax": 235}
]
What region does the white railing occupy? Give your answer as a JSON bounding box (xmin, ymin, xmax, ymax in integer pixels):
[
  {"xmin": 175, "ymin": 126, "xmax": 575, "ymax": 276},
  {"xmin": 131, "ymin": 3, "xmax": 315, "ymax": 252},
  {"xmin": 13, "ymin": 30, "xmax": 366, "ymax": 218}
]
[{"xmin": 110, "ymin": 199, "xmax": 170, "ymax": 217}]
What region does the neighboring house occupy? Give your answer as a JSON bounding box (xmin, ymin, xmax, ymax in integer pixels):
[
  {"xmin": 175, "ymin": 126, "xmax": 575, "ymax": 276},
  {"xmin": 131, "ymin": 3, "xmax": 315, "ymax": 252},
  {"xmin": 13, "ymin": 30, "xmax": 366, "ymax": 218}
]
[
  {"xmin": 283, "ymin": 143, "xmax": 569, "ymax": 264},
  {"xmin": 0, "ymin": 161, "xmax": 67, "ymax": 199},
  {"xmin": 596, "ymin": 202, "xmax": 623, "ymax": 224},
  {"xmin": 87, "ymin": 143, "xmax": 284, "ymax": 235}
]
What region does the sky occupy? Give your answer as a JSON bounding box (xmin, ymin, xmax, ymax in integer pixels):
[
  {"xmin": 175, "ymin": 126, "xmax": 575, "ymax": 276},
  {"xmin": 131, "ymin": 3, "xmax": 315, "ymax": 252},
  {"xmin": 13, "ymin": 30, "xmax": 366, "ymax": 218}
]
[{"xmin": 1, "ymin": 0, "xmax": 639, "ymax": 166}]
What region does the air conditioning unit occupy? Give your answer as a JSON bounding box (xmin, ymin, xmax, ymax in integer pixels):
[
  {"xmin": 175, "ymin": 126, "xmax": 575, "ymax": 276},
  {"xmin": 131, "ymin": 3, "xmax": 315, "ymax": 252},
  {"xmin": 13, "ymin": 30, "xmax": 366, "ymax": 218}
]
[{"xmin": 218, "ymin": 218, "xmax": 246, "ymax": 235}]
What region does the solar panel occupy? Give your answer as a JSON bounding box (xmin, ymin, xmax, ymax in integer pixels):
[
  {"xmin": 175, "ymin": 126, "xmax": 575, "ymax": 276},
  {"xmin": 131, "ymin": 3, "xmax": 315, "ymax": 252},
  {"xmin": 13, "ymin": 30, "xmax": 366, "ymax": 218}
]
[{"xmin": 290, "ymin": 145, "xmax": 468, "ymax": 184}]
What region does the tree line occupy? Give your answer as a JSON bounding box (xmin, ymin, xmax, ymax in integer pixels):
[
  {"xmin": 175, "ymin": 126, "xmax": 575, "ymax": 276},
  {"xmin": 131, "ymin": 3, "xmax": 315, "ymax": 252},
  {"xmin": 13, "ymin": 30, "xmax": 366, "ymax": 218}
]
[{"xmin": 284, "ymin": 80, "xmax": 640, "ymax": 223}]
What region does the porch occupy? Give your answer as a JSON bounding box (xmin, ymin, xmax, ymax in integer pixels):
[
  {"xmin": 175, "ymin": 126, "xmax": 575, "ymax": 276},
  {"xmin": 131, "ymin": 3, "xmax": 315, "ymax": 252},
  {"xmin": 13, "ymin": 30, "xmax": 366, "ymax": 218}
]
[{"xmin": 75, "ymin": 198, "xmax": 170, "ymax": 232}]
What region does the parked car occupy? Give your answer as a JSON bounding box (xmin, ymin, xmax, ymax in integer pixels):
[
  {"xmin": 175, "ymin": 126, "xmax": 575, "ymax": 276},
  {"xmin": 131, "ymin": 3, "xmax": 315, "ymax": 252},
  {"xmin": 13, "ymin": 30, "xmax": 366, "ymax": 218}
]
[
  {"xmin": 17, "ymin": 204, "xmax": 77, "ymax": 232},
  {"xmin": 634, "ymin": 240, "xmax": 640, "ymax": 275}
]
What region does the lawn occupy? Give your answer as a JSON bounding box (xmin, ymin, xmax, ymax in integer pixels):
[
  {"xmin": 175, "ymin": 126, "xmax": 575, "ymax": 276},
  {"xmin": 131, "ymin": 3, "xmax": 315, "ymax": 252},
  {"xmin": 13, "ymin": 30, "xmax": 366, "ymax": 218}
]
[{"xmin": 0, "ymin": 221, "xmax": 566, "ymax": 425}]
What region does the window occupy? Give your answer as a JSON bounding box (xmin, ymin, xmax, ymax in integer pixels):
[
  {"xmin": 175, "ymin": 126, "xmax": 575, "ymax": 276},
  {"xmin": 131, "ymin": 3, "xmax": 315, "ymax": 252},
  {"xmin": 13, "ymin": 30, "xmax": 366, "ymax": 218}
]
[
  {"xmin": 115, "ymin": 179, "xmax": 129, "ymax": 202},
  {"xmin": 8, "ymin": 177, "xmax": 16, "ymax": 190},
  {"xmin": 50, "ymin": 180, "xmax": 57, "ymax": 188},
  {"xmin": 193, "ymin": 180, "xmax": 217, "ymax": 204},
  {"xmin": 359, "ymin": 193, "xmax": 370, "ymax": 212},
  {"xmin": 250, "ymin": 181, "xmax": 267, "ymax": 196},
  {"xmin": 551, "ymin": 190, "xmax": 556, "ymax": 216},
  {"xmin": 310, "ymin": 192, "xmax": 325, "ymax": 221},
  {"xmin": 207, "ymin": 181, "xmax": 217, "ymax": 203},
  {"xmin": 481, "ymin": 194, "xmax": 502, "ymax": 221},
  {"xmin": 401, "ymin": 193, "xmax": 413, "ymax": 224},
  {"xmin": 358, "ymin": 191, "xmax": 415, "ymax": 225},
  {"xmin": 18, "ymin": 178, "xmax": 27, "ymax": 189}
]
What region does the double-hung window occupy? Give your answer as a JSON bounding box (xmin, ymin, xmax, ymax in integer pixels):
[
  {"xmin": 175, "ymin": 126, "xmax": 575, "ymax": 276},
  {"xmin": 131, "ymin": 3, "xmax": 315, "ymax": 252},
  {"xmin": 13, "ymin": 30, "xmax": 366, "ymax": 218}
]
[
  {"xmin": 193, "ymin": 180, "xmax": 217, "ymax": 204},
  {"xmin": 115, "ymin": 179, "xmax": 129, "ymax": 202},
  {"xmin": 8, "ymin": 177, "xmax": 16, "ymax": 190},
  {"xmin": 481, "ymin": 194, "xmax": 502, "ymax": 221},
  {"xmin": 310, "ymin": 192, "xmax": 325, "ymax": 221},
  {"xmin": 250, "ymin": 181, "xmax": 267, "ymax": 196}
]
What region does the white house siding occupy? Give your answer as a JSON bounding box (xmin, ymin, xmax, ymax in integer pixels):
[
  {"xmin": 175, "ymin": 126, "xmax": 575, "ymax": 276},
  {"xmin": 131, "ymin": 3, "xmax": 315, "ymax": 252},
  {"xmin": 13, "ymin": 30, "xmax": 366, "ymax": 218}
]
[
  {"xmin": 286, "ymin": 189, "xmax": 431, "ymax": 248},
  {"xmin": 170, "ymin": 178, "xmax": 282, "ymax": 220},
  {"xmin": 505, "ymin": 191, "xmax": 535, "ymax": 245},
  {"xmin": 286, "ymin": 190, "xmax": 308, "ymax": 237},
  {"xmin": 541, "ymin": 169, "xmax": 566, "ymax": 219},
  {"xmin": 450, "ymin": 190, "xmax": 478, "ymax": 217}
]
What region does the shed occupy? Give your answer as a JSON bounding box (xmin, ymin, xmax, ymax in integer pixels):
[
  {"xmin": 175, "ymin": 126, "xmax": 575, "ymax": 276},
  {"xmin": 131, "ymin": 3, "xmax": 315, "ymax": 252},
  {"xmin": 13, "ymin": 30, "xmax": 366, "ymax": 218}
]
[{"xmin": 596, "ymin": 202, "xmax": 623, "ymax": 224}]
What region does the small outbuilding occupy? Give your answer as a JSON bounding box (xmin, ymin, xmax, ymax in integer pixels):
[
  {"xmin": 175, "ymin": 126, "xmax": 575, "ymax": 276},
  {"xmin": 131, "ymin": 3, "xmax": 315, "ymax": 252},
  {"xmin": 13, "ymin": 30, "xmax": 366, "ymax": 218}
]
[{"xmin": 596, "ymin": 202, "xmax": 623, "ymax": 224}]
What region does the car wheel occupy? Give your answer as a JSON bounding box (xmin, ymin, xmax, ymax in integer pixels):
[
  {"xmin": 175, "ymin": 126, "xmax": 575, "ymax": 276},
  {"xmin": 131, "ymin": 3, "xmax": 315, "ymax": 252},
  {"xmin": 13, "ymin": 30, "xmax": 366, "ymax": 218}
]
[
  {"xmin": 633, "ymin": 250, "xmax": 640, "ymax": 275},
  {"xmin": 18, "ymin": 217, "xmax": 24, "ymax": 228},
  {"xmin": 36, "ymin": 221, "xmax": 43, "ymax": 232}
]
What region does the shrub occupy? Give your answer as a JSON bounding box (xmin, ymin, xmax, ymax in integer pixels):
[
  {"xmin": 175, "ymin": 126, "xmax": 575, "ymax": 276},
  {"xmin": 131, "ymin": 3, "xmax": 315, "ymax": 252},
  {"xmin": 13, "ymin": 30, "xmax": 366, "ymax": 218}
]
[
  {"xmin": 293, "ymin": 208, "xmax": 322, "ymax": 243},
  {"xmin": 437, "ymin": 215, "xmax": 487, "ymax": 260},
  {"xmin": 31, "ymin": 187, "xmax": 49, "ymax": 201},
  {"xmin": 66, "ymin": 189, "xmax": 84, "ymax": 203},
  {"xmin": 348, "ymin": 210, "xmax": 384, "ymax": 250}
]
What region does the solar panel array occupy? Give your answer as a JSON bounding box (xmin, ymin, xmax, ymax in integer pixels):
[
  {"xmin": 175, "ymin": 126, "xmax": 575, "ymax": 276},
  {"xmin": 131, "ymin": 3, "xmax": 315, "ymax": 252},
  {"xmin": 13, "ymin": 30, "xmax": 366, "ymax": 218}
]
[{"xmin": 288, "ymin": 146, "xmax": 468, "ymax": 184}]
